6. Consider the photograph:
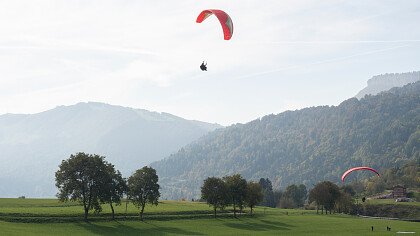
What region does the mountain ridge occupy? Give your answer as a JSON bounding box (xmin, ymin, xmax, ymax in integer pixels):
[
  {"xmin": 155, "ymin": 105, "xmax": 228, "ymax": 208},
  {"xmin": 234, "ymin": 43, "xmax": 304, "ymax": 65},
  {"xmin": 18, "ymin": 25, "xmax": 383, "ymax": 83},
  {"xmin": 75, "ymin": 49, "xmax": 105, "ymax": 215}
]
[
  {"xmin": 152, "ymin": 81, "xmax": 420, "ymax": 200},
  {"xmin": 0, "ymin": 102, "xmax": 221, "ymax": 197}
]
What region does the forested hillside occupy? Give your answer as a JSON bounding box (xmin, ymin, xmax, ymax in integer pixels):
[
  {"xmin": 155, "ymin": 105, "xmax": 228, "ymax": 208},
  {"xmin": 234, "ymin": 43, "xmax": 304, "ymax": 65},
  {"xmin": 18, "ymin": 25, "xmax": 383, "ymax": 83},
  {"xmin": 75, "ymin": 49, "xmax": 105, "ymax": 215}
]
[{"xmin": 153, "ymin": 82, "xmax": 420, "ymax": 200}]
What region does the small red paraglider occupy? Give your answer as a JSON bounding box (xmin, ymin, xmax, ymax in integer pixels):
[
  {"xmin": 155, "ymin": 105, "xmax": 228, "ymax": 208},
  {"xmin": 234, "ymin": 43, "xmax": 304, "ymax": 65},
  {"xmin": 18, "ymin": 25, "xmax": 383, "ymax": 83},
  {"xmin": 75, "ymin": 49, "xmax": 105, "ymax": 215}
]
[
  {"xmin": 196, "ymin": 9, "xmax": 233, "ymax": 40},
  {"xmin": 341, "ymin": 167, "xmax": 380, "ymax": 183}
]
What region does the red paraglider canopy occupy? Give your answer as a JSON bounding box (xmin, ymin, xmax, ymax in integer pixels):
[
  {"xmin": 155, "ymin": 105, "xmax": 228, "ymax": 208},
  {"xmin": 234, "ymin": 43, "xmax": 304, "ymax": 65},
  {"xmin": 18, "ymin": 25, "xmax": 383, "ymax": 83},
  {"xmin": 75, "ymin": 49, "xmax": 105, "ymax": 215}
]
[
  {"xmin": 341, "ymin": 167, "xmax": 380, "ymax": 183},
  {"xmin": 196, "ymin": 9, "xmax": 233, "ymax": 40}
]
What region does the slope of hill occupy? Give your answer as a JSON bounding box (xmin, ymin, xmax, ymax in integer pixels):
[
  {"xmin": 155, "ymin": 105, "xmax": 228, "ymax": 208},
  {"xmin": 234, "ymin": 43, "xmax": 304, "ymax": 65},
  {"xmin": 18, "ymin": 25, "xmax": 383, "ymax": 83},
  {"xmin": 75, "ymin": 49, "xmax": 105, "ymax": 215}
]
[
  {"xmin": 152, "ymin": 82, "xmax": 420, "ymax": 200},
  {"xmin": 355, "ymin": 71, "xmax": 420, "ymax": 99},
  {"xmin": 0, "ymin": 102, "xmax": 221, "ymax": 197}
]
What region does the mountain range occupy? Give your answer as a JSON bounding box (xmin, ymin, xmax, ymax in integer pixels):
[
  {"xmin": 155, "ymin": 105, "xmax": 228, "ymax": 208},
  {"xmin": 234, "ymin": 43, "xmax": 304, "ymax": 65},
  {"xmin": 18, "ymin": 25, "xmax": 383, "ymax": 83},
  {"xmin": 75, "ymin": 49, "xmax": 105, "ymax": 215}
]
[
  {"xmin": 0, "ymin": 71, "xmax": 418, "ymax": 198},
  {"xmin": 0, "ymin": 102, "xmax": 220, "ymax": 197}
]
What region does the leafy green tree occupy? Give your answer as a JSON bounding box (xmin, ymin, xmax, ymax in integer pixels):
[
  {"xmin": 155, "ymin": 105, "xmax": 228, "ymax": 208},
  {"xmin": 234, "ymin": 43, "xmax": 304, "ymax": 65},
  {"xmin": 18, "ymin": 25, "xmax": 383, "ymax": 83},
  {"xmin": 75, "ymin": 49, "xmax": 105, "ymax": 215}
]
[
  {"xmin": 259, "ymin": 178, "xmax": 273, "ymax": 192},
  {"xmin": 127, "ymin": 166, "xmax": 160, "ymax": 221},
  {"xmin": 223, "ymin": 174, "xmax": 247, "ymax": 217},
  {"xmin": 335, "ymin": 190, "xmax": 354, "ymax": 214},
  {"xmin": 245, "ymin": 181, "xmax": 263, "ymax": 215},
  {"xmin": 201, "ymin": 177, "xmax": 229, "ymax": 218},
  {"xmin": 309, "ymin": 181, "xmax": 340, "ymax": 214},
  {"xmin": 258, "ymin": 178, "xmax": 276, "ymax": 207},
  {"xmin": 55, "ymin": 152, "xmax": 110, "ymax": 221},
  {"xmin": 341, "ymin": 185, "xmax": 356, "ymax": 196},
  {"xmin": 283, "ymin": 184, "xmax": 307, "ymax": 207},
  {"xmin": 101, "ymin": 164, "xmax": 127, "ymax": 219},
  {"xmin": 297, "ymin": 184, "xmax": 308, "ymax": 205},
  {"xmin": 309, "ymin": 184, "xmax": 323, "ymax": 214}
]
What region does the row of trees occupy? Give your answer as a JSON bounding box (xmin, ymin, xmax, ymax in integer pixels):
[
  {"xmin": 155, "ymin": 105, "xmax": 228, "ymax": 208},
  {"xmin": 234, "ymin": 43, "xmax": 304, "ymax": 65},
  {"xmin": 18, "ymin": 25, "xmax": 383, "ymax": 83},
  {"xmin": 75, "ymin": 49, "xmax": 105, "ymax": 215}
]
[
  {"xmin": 201, "ymin": 174, "xmax": 263, "ymax": 217},
  {"xmin": 258, "ymin": 160, "xmax": 419, "ymax": 212},
  {"xmin": 309, "ymin": 181, "xmax": 356, "ymax": 214},
  {"xmin": 259, "ymin": 177, "xmax": 356, "ymax": 214},
  {"xmin": 258, "ymin": 178, "xmax": 307, "ymax": 209},
  {"xmin": 201, "ymin": 174, "xmax": 410, "ymax": 217},
  {"xmin": 55, "ymin": 152, "xmax": 160, "ymax": 221}
]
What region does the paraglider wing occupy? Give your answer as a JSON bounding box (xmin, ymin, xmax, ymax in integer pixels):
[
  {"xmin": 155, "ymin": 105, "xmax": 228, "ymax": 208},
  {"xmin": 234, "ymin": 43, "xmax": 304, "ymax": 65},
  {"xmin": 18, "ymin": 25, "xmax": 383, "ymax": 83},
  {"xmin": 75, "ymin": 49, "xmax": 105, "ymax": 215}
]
[
  {"xmin": 196, "ymin": 9, "xmax": 233, "ymax": 40},
  {"xmin": 341, "ymin": 167, "xmax": 380, "ymax": 182}
]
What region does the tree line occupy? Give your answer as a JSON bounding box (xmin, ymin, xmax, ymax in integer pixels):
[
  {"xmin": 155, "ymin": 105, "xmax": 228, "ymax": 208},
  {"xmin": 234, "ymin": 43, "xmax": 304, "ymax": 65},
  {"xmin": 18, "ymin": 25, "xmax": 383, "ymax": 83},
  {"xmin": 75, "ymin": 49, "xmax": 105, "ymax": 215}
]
[
  {"xmin": 55, "ymin": 154, "xmax": 417, "ymax": 221},
  {"xmin": 247, "ymin": 160, "xmax": 418, "ymax": 215},
  {"xmin": 258, "ymin": 177, "xmax": 355, "ymax": 215},
  {"xmin": 201, "ymin": 175, "xmax": 356, "ymax": 217},
  {"xmin": 201, "ymin": 174, "xmax": 263, "ymax": 217},
  {"xmin": 55, "ymin": 152, "xmax": 160, "ymax": 221},
  {"xmin": 258, "ymin": 178, "xmax": 307, "ymax": 209}
]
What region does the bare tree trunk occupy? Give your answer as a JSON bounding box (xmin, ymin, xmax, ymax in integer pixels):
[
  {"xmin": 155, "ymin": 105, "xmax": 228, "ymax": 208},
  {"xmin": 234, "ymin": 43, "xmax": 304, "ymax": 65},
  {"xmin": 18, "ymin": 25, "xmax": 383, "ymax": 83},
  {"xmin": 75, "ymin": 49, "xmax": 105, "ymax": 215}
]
[
  {"xmin": 214, "ymin": 206, "xmax": 217, "ymax": 218},
  {"xmin": 233, "ymin": 203, "xmax": 237, "ymax": 218},
  {"xmin": 140, "ymin": 203, "xmax": 145, "ymax": 221},
  {"xmin": 84, "ymin": 205, "xmax": 89, "ymax": 221},
  {"xmin": 82, "ymin": 184, "xmax": 88, "ymax": 221},
  {"xmin": 86, "ymin": 187, "xmax": 93, "ymax": 221},
  {"xmin": 125, "ymin": 199, "xmax": 128, "ymax": 217}
]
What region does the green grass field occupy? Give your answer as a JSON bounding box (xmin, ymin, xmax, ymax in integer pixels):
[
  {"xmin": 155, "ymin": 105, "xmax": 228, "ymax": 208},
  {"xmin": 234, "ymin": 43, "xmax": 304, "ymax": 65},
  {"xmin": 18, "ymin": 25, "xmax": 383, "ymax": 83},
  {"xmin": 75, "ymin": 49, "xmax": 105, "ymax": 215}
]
[{"xmin": 0, "ymin": 198, "xmax": 418, "ymax": 235}]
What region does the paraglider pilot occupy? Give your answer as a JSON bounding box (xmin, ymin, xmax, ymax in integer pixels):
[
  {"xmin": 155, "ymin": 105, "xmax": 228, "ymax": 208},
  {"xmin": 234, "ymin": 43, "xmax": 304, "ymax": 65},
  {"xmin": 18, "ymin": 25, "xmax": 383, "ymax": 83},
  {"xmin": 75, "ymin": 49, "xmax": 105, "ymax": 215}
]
[{"xmin": 200, "ymin": 61, "xmax": 207, "ymax": 71}]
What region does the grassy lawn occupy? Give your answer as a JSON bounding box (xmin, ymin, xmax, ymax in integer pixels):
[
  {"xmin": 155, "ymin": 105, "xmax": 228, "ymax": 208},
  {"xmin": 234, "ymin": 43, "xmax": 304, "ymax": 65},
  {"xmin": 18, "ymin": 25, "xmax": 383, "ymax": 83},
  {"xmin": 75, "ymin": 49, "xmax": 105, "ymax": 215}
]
[
  {"xmin": 0, "ymin": 198, "xmax": 212, "ymax": 217},
  {"xmin": 0, "ymin": 199, "xmax": 418, "ymax": 235}
]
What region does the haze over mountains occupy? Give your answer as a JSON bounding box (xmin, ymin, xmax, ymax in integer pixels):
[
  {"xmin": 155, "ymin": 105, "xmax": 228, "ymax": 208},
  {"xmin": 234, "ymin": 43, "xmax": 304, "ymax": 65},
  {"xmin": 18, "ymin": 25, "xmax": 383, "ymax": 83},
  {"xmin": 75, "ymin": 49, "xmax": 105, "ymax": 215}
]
[
  {"xmin": 0, "ymin": 102, "xmax": 221, "ymax": 197},
  {"xmin": 152, "ymin": 81, "xmax": 420, "ymax": 200},
  {"xmin": 355, "ymin": 71, "xmax": 420, "ymax": 99},
  {"xmin": 0, "ymin": 72, "xmax": 418, "ymax": 198}
]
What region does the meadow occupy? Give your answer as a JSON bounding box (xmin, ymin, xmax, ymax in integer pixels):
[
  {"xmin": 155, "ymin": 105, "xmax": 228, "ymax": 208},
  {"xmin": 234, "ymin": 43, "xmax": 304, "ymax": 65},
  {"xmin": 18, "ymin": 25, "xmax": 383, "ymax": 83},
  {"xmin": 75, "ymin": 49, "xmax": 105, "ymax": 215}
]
[{"xmin": 0, "ymin": 198, "xmax": 418, "ymax": 235}]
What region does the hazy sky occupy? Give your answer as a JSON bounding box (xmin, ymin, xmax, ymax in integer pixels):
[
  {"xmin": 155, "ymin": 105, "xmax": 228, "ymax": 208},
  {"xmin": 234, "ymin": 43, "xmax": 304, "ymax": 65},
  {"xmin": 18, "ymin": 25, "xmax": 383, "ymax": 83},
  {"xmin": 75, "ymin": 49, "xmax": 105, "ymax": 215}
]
[{"xmin": 0, "ymin": 0, "xmax": 419, "ymax": 125}]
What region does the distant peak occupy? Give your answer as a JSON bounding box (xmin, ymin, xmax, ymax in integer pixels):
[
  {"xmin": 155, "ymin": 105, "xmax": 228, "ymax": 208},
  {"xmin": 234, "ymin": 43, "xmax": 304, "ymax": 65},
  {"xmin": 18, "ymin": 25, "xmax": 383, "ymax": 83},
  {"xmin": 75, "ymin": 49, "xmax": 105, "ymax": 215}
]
[{"xmin": 355, "ymin": 71, "xmax": 420, "ymax": 99}]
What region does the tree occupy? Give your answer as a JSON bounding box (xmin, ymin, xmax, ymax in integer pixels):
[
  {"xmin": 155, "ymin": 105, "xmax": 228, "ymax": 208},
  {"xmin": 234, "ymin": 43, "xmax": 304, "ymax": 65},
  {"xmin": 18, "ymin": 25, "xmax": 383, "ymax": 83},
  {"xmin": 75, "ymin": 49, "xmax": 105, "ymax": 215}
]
[
  {"xmin": 297, "ymin": 184, "xmax": 308, "ymax": 206},
  {"xmin": 55, "ymin": 152, "xmax": 110, "ymax": 221},
  {"xmin": 259, "ymin": 178, "xmax": 276, "ymax": 207},
  {"xmin": 127, "ymin": 166, "xmax": 160, "ymax": 221},
  {"xmin": 201, "ymin": 177, "xmax": 229, "ymax": 218},
  {"xmin": 259, "ymin": 178, "xmax": 273, "ymax": 192},
  {"xmin": 223, "ymin": 174, "xmax": 247, "ymax": 217},
  {"xmin": 101, "ymin": 164, "xmax": 127, "ymax": 219},
  {"xmin": 309, "ymin": 182, "xmax": 326, "ymax": 214},
  {"xmin": 341, "ymin": 185, "xmax": 356, "ymax": 197},
  {"xmin": 309, "ymin": 181, "xmax": 340, "ymax": 214},
  {"xmin": 335, "ymin": 191, "xmax": 354, "ymax": 214},
  {"xmin": 245, "ymin": 182, "xmax": 263, "ymax": 215},
  {"xmin": 283, "ymin": 184, "xmax": 307, "ymax": 208}
]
